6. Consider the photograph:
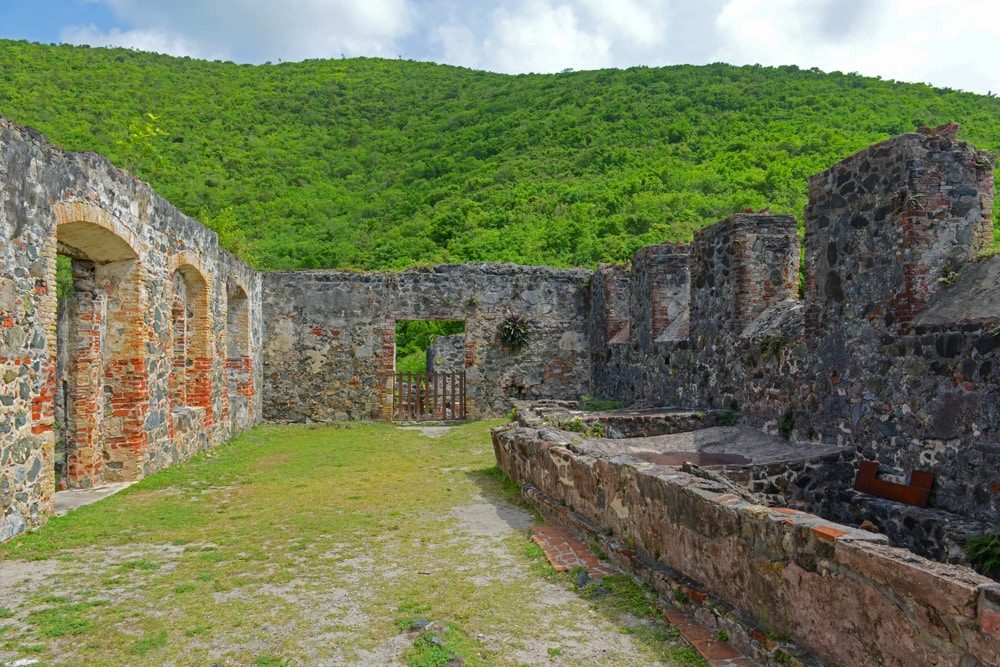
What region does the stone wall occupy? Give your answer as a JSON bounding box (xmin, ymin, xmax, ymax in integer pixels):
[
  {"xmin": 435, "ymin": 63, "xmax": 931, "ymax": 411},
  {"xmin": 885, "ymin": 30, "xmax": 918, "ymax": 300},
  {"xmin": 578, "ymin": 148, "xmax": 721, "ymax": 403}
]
[
  {"xmin": 425, "ymin": 334, "xmax": 465, "ymax": 374},
  {"xmin": 493, "ymin": 418, "xmax": 1000, "ymax": 667},
  {"xmin": 588, "ymin": 130, "xmax": 999, "ymax": 536},
  {"xmin": 260, "ymin": 264, "xmax": 590, "ymax": 421},
  {"xmin": 0, "ymin": 116, "xmax": 262, "ymax": 540}
]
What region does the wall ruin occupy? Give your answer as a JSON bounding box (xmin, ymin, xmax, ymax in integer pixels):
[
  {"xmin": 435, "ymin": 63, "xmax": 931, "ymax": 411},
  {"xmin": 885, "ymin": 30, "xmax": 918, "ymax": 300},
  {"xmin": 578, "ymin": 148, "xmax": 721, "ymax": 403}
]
[
  {"xmin": 0, "ymin": 117, "xmax": 263, "ymax": 540},
  {"xmin": 426, "ymin": 334, "xmax": 465, "ymax": 374},
  {"xmin": 260, "ymin": 265, "xmax": 591, "ymax": 421},
  {"xmin": 588, "ymin": 129, "xmax": 999, "ymax": 542},
  {"xmin": 493, "ymin": 410, "xmax": 1000, "ymax": 667}
]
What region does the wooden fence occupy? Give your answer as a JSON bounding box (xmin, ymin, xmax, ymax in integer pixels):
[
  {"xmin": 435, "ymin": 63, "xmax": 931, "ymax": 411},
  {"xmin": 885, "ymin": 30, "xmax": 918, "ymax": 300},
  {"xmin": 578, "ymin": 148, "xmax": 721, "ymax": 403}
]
[{"xmin": 393, "ymin": 372, "xmax": 466, "ymax": 421}]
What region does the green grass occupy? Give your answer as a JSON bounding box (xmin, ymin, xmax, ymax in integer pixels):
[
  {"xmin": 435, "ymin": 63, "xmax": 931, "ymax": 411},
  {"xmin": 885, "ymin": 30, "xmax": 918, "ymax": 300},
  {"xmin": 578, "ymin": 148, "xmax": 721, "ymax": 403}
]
[{"xmin": 0, "ymin": 421, "xmax": 701, "ymax": 666}]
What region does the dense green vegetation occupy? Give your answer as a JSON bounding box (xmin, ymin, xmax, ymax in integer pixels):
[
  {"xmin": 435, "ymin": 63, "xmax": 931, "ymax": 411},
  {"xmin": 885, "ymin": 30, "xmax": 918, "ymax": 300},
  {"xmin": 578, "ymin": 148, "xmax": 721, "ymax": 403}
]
[
  {"xmin": 395, "ymin": 320, "xmax": 464, "ymax": 373},
  {"xmin": 1, "ymin": 39, "xmax": 998, "ymax": 270}
]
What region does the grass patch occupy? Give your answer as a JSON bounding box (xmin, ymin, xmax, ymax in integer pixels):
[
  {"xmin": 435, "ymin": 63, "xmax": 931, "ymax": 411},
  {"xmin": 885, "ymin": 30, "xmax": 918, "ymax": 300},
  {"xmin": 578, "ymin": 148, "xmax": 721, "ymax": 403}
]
[
  {"xmin": 26, "ymin": 599, "xmax": 109, "ymax": 637},
  {"xmin": 401, "ymin": 621, "xmax": 490, "ymax": 667},
  {"xmin": 129, "ymin": 629, "xmax": 168, "ymax": 656},
  {"xmin": 0, "ymin": 421, "xmax": 701, "ymax": 666},
  {"xmin": 116, "ymin": 559, "xmax": 161, "ymax": 573}
]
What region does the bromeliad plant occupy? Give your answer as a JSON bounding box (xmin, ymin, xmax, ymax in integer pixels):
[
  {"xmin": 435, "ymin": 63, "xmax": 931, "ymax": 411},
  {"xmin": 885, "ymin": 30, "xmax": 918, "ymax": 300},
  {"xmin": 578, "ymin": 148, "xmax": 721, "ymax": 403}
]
[{"xmin": 498, "ymin": 314, "xmax": 532, "ymax": 351}]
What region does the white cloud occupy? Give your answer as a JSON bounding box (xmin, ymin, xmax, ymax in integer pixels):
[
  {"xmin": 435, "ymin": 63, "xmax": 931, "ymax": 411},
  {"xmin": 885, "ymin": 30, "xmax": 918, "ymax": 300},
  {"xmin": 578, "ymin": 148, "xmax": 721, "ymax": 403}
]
[
  {"xmin": 422, "ymin": 0, "xmax": 677, "ymax": 74},
  {"xmin": 486, "ymin": 0, "xmax": 612, "ymax": 73},
  {"xmin": 59, "ymin": 24, "xmax": 226, "ymax": 61},
  {"xmin": 578, "ymin": 0, "xmax": 669, "ymax": 48},
  {"xmin": 432, "ymin": 23, "xmax": 482, "ymax": 70},
  {"xmin": 712, "ymin": 0, "xmax": 1000, "ymax": 94},
  {"xmin": 60, "ymin": 0, "xmax": 416, "ymax": 63}
]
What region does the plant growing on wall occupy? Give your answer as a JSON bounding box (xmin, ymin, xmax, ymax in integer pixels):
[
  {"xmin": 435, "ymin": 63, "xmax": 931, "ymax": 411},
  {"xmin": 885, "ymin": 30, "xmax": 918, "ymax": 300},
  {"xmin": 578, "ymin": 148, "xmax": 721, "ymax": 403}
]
[
  {"xmin": 498, "ymin": 314, "xmax": 532, "ymax": 351},
  {"xmin": 965, "ymin": 529, "xmax": 1000, "ymax": 579}
]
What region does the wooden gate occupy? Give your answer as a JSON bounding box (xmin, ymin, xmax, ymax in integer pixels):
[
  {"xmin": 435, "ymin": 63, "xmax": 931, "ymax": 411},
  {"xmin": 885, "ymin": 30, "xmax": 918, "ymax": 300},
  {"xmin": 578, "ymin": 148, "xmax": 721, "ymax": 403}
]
[{"xmin": 393, "ymin": 372, "xmax": 466, "ymax": 421}]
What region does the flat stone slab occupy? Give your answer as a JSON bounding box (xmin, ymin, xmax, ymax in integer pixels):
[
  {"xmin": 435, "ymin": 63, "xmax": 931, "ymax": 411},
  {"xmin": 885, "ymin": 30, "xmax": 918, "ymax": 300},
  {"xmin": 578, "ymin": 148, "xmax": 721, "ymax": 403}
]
[
  {"xmin": 570, "ymin": 424, "xmax": 847, "ymax": 467},
  {"xmin": 54, "ymin": 482, "xmax": 134, "ymax": 516}
]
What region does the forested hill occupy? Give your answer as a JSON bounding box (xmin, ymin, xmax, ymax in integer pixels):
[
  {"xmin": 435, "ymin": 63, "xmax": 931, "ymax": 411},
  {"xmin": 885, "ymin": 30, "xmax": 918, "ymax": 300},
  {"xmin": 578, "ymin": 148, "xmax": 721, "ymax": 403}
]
[{"xmin": 1, "ymin": 39, "xmax": 999, "ymax": 270}]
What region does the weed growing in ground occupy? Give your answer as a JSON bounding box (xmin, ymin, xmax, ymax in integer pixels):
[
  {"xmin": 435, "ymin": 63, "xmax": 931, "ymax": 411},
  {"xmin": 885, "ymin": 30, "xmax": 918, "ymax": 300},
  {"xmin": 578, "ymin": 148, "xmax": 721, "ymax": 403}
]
[
  {"xmin": 569, "ymin": 573, "xmax": 705, "ymax": 665},
  {"xmin": 26, "ymin": 598, "xmax": 108, "ymax": 638},
  {"xmin": 129, "ymin": 629, "xmax": 168, "ymax": 656}
]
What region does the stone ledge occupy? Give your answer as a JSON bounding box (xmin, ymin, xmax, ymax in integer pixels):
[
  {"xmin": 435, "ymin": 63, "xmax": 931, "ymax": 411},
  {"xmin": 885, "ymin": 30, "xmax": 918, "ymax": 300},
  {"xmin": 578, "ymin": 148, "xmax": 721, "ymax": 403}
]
[{"xmin": 494, "ymin": 422, "xmax": 1000, "ymax": 666}]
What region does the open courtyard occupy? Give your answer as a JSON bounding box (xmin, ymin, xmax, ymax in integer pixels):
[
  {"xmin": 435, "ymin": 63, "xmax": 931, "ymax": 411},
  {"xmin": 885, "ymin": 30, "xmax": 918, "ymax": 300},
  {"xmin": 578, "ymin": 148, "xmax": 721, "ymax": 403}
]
[{"xmin": 0, "ymin": 422, "xmax": 704, "ymax": 667}]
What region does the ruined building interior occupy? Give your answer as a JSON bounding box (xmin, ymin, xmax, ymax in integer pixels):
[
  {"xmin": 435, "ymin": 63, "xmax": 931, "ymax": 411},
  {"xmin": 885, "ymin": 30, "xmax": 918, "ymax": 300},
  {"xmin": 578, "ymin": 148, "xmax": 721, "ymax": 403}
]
[{"xmin": 1, "ymin": 115, "xmax": 998, "ymax": 665}]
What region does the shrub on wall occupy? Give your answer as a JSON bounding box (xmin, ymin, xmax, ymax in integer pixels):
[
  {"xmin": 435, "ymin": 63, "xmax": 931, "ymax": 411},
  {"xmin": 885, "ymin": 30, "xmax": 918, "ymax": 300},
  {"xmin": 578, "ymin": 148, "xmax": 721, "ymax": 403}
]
[{"xmin": 498, "ymin": 314, "xmax": 532, "ymax": 351}]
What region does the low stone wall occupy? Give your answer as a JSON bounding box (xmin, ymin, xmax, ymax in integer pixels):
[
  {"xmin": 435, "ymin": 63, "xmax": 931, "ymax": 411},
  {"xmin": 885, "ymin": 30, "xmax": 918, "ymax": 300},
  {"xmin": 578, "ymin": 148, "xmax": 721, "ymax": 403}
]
[{"xmin": 493, "ymin": 415, "xmax": 1000, "ymax": 667}]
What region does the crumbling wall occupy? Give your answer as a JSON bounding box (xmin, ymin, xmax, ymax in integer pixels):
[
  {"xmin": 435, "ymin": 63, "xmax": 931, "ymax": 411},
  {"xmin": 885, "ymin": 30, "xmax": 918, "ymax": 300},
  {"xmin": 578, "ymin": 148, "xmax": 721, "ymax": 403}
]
[
  {"xmin": 493, "ymin": 420, "xmax": 1000, "ymax": 667},
  {"xmin": 588, "ymin": 130, "xmax": 999, "ymax": 534},
  {"xmin": 425, "ymin": 334, "xmax": 465, "ymax": 374},
  {"xmin": 0, "ymin": 116, "xmax": 262, "ymax": 540},
  {"xmin": 261, "ymin": 264, "xmax": 590, "ymax": 421}
]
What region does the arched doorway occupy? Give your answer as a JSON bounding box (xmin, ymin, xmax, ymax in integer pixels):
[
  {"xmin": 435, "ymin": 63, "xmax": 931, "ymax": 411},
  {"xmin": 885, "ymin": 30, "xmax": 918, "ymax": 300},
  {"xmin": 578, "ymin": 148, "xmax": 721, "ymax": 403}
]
[
  {"xmin": 54, "ymin": 213, "xmax": 147, "ymax": 488},
  {"xmin": 225, "ymin": 279, "xmax": 253, "ymax": 430}
]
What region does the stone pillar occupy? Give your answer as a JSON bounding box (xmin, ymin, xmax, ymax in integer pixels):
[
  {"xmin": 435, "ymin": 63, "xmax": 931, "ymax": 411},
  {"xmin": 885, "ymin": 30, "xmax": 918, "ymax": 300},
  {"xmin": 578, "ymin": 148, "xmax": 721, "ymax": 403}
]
[
  {"xmin": 378, "ymin": 319, "xmax": 395, "ymax": 421},
  {"xmin": 63, "ymin": 277, "xmax": 106, "ymax": 489},
  {"xmin": 805, "ymin": 129, "xmax": 994, "ymax": 338},
  {"xmin": 587, "ymin": 264, "xmax": 630, "ymax": 350},
  {"xmin": 99, "ymin": 261, "xmax": 150, "ymax": 482},
  {"xmin": 689, "ymin": 213, "xmax": 800, "ymax": 338},
  {"xmin": 630, "ymin": 242, "xmax": 689, "ymax": 351}
]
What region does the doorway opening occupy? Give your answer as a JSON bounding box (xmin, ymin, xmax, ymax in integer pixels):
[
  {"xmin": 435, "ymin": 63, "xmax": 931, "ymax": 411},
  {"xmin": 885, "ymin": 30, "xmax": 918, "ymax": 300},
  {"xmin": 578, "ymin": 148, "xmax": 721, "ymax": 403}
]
[
  {"xmin": 393, "ymin": 320, "xmax": 466, "ymax": 421},
  {"xmin": 54, "ymin": 219, "xmax": 145, "ymax": 489}
]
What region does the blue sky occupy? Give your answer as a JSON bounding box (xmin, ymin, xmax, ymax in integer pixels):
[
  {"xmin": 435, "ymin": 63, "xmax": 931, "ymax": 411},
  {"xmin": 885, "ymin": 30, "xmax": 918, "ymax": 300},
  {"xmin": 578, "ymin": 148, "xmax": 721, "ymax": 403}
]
[{"xmin": 2, "ymin": 0, "xmax": 998, "ymax": 95}]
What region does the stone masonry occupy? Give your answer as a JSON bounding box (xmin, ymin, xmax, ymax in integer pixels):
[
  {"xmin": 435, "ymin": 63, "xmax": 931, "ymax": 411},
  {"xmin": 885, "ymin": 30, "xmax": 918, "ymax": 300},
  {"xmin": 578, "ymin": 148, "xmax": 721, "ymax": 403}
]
[
  {"xmin": 588, "ymin": 129, "xmax": 999, "ymax": 547},
  {"xmin": 493, "ymin": 410, "xmax": 1000, "ymax": 667},
  {"xmin": 0, "ymin": 117, "xmax": 262, "ymax": 541},
  {"xmin": 425, "ymin": 334, "xmax": 465, "ymax": 374},
  {"xmin": 260, "ymin": 265, "xmax": 591, "ymax": 421}
]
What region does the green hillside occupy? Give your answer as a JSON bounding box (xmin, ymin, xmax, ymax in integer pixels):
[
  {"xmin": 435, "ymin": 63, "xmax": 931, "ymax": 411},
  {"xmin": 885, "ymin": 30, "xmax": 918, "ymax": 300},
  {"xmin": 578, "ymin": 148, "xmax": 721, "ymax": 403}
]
[{"xmin": 1, "ymin": 39, "xmax": 998, "ymax": 270}]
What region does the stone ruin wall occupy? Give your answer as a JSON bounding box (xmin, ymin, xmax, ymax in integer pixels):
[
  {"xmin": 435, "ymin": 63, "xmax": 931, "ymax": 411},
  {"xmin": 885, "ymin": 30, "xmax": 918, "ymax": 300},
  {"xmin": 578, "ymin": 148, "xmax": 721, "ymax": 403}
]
[
  {"xmin": 3, "ymin": 109, "xmax": 999, "ymax": 566},
  {"xmin": 493, "ymin": 415, "xmax": 1000, "ymax": 667},
  {"xmin": 260, "ymin": 264, "xmax": 591, "ymax": 421},
  {"xmin": 589, "ymin": 130, "xmax": 999, "ymax": 550},
  {"xmin": 0, "ymin": 116, "xmax": 263, "ymax": 540},
  {"xmin": 425, "ymin": 334, "xmax": 465, "ymax": 374}
]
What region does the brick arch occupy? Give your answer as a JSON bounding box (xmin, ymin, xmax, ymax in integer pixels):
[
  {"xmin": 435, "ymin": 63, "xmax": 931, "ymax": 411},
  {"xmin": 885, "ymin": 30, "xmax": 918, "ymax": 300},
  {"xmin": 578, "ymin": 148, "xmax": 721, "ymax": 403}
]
[
  {"xmin": 53, "ymin": 201, "xmax": 139, "ymax": 262},
  {"xmin": 170, "ymin": 260, "xmax": 213, "ymax": 425},
  {"xmin": 51, "ymin": 201, "xmax": 150, "ymax": 487}
]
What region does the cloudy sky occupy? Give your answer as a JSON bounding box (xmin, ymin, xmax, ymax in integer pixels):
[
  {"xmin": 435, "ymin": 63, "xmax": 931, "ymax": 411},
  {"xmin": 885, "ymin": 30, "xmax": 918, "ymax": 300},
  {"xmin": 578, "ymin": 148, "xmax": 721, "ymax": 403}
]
[{"xmin": 3, "ymin": 0, "xmax": 998, "ymax": 95}]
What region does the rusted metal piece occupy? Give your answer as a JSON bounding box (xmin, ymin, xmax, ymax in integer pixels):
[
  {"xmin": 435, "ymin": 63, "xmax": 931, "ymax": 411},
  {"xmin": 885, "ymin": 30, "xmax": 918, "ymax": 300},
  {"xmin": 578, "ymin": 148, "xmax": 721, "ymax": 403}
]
[{"xmin": 853, "ymin": 460, "xmax": 934, "ymax": 507}]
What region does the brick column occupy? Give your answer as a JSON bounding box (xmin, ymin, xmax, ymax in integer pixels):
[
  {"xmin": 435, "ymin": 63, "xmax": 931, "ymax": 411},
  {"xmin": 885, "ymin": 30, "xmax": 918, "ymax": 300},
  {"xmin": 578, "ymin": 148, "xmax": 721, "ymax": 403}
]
[{"xmin": 64, "ymin": 292, "xmax": 106, "ymax": 488}]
